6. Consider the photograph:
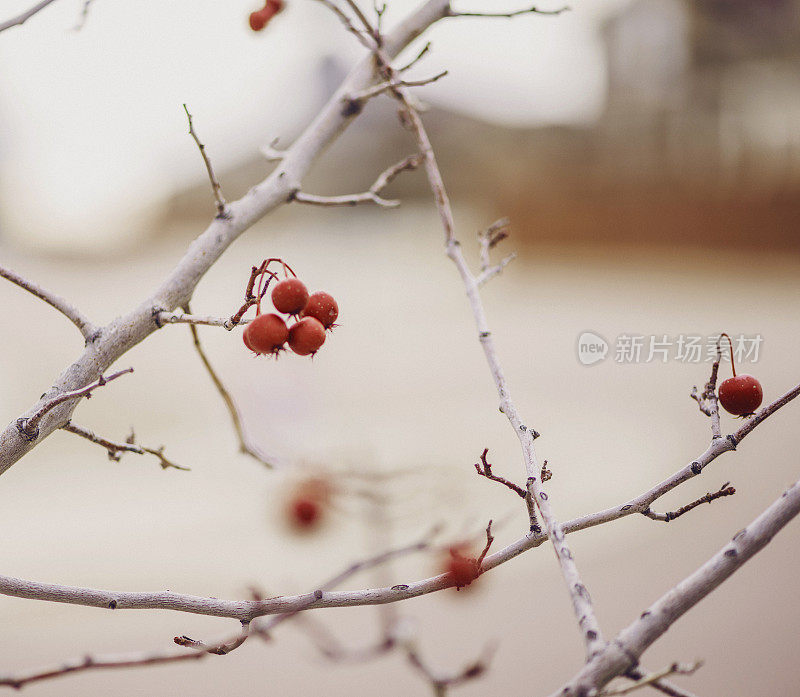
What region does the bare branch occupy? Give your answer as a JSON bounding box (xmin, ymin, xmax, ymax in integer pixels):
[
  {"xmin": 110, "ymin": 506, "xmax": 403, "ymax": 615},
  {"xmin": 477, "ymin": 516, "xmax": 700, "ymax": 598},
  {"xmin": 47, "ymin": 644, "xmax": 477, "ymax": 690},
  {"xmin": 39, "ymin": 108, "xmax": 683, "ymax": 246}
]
[
  {"xmin": 448, "ymin": 4, "xmax": 570, "ymax": 19},
  {"xmin": 338, "ymin": 15, "xmax": 607, "ymax": 655},
  {"xmin": 602, "ymin": 662, "xmax": 703, "ymax": 696},
  {"xmin": 62, "ymin": 422, "xmax": 189, "ymax": 471},
  {"xmin": 72, "ymin": 0, "xmax": 95, "ymax": 31},
  {"xmin": 15, "ymin": 369, "xmax": 133, "ymax": 442},
  {"xmin": 184, "ymin": 305, "xmax": 275, "ymax": 469},
  {"xmin": 157, "ymin": 312, "xmax": 251, "ymax": 327},
  {"xmin": 551, "ymin": 476, "xmax": 800, "ymax": 697},
  {"xmin": 0, "ymin": 647, "xmax": 205, "ymax": 689},
  {"xmin": 642, "ymin": 483, "xmax": 736, "ymax": 523},
  {"xmin": 0, "ymin": 0, "xmax": 58, "ymax": 33},
  {"xmin": 404, "ymin": 637, "xmax": 495, "ymax": 697},
  {"xmin": 347, "ymin": 70, "xmax": 448, "ymax": 102},
  {"xmin": 293, "ymin": 154, "xmax": 421, "ymax": 208},
  {"xmin": 0, "ymin": 263, "xmax": 96, "ymax": 340},
  {"xmin": 183, "ymin": 104, "xmax": 228, "ymax": 218},
  {"xmin": 260, "ymin": 137, "xmax": 285, "ymax": 161}
]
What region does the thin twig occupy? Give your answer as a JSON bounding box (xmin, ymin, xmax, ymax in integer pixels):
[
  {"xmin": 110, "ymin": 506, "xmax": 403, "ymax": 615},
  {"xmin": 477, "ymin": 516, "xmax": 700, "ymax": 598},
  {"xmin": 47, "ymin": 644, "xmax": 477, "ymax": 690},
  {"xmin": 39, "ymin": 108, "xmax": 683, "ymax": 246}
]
[
  {"xmin": 183, "ymin": 104, "xmax": 228, "ymax": 218},
  {"xmin": 448, "ymin": 4, "xmax": 570, "ymax": 19},
  {"xmin": 473, "ymin": 448, "xmax": 526, "ymax": 497},
  {"xmin": 62, "ymin": 422, "xmax": 189, "ymax": 471},
  {"xmin": 72, "ymin": 0, "xmax": 95, "ymax": 30},
  {"xmin": 624, "ymin": 666, "xmax": 702, "ymax": 697},
  {"xmin": 347, "ymin": 70, "xmax": 448, "ymax": 102},
  {"xmin": 157, "ymin": 312, "xmax": 252, "ymax": 327},
  {"xmin": 643, "ymin": 483, "xmax": 736, "ymax": 523},
  {"xmin": 397, "ymin": 41, "xmax": 432, "ymax": 73},
  {"xmin": 16, "ymin": 369, "xmax": 133, "ymax": 442},
  {"xmin": 0, "ymin": 0, "xmax": 58, "ymax": 33},
  {"xmin": 293, "ymin": 154, "xmax": 421, "ymax": 208},
  {"xmin": 0, "ymin": 264, "xmax": 96, "ymax": 340},
  {"xmin": 184, "ymin": 304, "xmax": 274, "ymax": 469},
  {"xmin": 404, "ymin": 639, "xmax": 495, "ymax": 697},
  {"xmin": 325, "ymin": 4, "xmax": 606, "ymax": 657},
  {"xmin": 601, "ymin": 662, "xmax": 703, "ymax": 696}
]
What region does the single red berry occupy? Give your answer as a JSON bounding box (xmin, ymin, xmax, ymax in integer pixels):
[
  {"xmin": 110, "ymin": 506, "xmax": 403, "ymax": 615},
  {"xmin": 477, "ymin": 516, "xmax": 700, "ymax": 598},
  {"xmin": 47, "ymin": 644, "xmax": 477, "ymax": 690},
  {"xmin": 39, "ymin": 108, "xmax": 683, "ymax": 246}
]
[
  {"xmin": 444, "ymin": 549, "xmax": 478, "ymax": 589},
  {"xmin": 271, "ymin": 278, "xmax": 309, "ymax": 315},
  {"xmin": 301, "ymin": 292, "xmax": 338, "ymax": 329},
  {"xmin": 245, "ymin": 313, "xmax": 288, "ymax": 355},
  {"xmin": 289, "ymin": 497, "xmax": 321, "ymax": 529},
  {"xmin": 242, "ymin": 323, "xmax": 257, "ymax": 352},
  {"xmin": 719, "ymin": 375, "xmax": 763, "ymax": 416},
  {"xmin": 288, "ymin": 317, "xmax": 326, "ymax": 356},
  {"xmin": 249, "ymin": 10, "xmax": 267, "ymax": 30}
]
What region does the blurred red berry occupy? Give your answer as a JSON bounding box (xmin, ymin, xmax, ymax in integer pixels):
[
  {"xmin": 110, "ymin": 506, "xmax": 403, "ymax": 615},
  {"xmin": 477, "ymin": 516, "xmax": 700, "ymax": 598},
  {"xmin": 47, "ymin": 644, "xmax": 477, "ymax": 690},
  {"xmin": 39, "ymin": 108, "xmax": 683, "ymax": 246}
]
[
  {"xmin": 444, "ymin": 548, "xmax": 478, "ymax": 589},
  {"xmin": 289, "ymin": 497, "xmax": 320, "ymax": 529}
]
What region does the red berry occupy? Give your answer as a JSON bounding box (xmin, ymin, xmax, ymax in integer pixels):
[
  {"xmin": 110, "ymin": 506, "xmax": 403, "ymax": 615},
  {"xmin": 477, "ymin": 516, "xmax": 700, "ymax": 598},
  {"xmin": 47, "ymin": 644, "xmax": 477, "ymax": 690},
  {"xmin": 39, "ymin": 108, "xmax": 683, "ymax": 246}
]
[
  {"xmin": 444, "ymin": 549, "xmax": 478, "ymax": 589},
  {"xmin": 245, "ymin": 313, "xmax": 288, "ymax": 355},
  {"xmin": 301, "ymin": 292, "xmax": 338, "ymax": 329},
  {"xmin": 289, "ymin": 497, "xmax": 320, "ymax": 529},
  {"xmin": 249, "ymin": 11, "xmax": 267, "ymax": 30},
  {"xmin": 719, "ymin": 375, "xmax": 763, "ymax": 416},
  {"xmin": 271, "ymin": 278, "xmax": 309, "ymax": 315},
  {"xmin": 242, "ymin": 324, "xmax": 257, "ymax": 352},
  {"xmin": 288, "ymin": 317, "xmax": 326, "ymax": 356}
]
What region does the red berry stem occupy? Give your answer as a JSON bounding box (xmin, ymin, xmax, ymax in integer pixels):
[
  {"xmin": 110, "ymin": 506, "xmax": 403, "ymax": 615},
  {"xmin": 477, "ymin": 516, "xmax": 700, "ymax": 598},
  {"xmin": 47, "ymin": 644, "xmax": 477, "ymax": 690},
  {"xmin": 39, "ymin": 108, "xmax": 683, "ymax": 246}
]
[{"xmin": 718, "ymin": 332, "xmax": 736, "ymax": 377}]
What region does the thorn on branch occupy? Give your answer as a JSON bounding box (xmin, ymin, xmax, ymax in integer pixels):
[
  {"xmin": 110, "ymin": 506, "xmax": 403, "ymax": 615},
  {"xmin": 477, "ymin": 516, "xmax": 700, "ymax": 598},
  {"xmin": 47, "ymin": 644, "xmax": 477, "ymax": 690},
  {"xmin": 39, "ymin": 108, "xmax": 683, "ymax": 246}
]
[
  {"xmin": 182, "ymin": 104, "xmax": 228, "ymax": 218},
  {"xmin": 642, "ymin": 484, "xmax": 736, "ymax": 523}
]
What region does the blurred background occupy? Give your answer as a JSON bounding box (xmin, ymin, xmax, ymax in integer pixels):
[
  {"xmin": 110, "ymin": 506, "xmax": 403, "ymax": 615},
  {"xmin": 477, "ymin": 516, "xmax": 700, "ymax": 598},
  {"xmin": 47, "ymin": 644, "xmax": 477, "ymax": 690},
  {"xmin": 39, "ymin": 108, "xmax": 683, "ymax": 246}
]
[{"xmin": 1, "ymin": 0, "xmax": 799, "ymax": 695}]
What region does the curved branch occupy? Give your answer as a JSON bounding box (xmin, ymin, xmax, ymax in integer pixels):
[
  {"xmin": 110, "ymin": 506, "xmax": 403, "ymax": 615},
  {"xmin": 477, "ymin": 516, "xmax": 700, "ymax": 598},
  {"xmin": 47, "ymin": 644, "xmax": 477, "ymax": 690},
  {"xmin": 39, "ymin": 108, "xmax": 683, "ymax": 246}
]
[
  {"xmin": 0, "ymin": 0, "xmax": 58, "ymax": 33},
  {"xmin": 0, "ymin": 264, "xmax": 97, "ymax": 340}
]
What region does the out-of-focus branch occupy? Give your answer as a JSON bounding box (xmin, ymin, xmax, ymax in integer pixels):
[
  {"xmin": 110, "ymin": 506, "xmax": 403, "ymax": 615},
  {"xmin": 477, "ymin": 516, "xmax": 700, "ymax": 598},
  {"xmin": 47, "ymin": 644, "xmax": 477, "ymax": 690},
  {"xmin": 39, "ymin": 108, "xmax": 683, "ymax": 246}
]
[
  {"xmin": 183, "ymin": 104, "xmax": 228, "ymax": 218},
  {"xmin": 550, "ymin": 476, "xmax": 800, "ymax": 697},
  {"xmin": 184, "ymin": 305, "xmax": 275, "ymax": 469},
  {"xmin": 293, "ymin": 154, "xmax": 421, "ymax": 208},
  {"xmin": 0, "ymin": 264, "xmax": 97, "ymax": 340},
  {"xmin": 609, "ymin": 663, "xmax": 703, "ymax": 697},
  {"xmin": 0, "ymin": 0, "xmax": 58, "ymax": 33},
  {"xmin": 62, "ymin": 423, "xmax": 189, "ymax": 472}
]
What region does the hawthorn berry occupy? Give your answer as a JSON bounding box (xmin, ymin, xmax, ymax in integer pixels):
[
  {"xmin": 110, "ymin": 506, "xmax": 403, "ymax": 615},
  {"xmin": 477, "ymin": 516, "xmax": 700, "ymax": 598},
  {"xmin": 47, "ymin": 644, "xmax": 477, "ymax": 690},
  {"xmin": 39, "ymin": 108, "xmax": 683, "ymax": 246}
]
[
  {"xmin": 288, "ymin": 496, "xmax": 321, "ymax": 529},
  {"xmin": 301, "ymin": 291, "xmax": 338, "ymax": 329},
  {"xmin": 716, "ymin": 332, "xmax": 763, "ymax": 417},
  {"xmin": 271, "ymin": 278, "xmax": 309, "ymax": 315},
  {"xmin": 445, "ymin": 549, "xmax": 478, "ymax": 589},
  {"xmin": 249, "ymin": 0, "xmax": 283, "ymax": 31},
  {"xmin": 243, "ymin": 313, "xmax": 288, "ymax": 355},
  {"xmin": 288, "ymin": 317, "xmax": 326, "ymax": 356},
  {"xmin": 719, "ymin": 375, "xmax": 763, "ymax": 417}
]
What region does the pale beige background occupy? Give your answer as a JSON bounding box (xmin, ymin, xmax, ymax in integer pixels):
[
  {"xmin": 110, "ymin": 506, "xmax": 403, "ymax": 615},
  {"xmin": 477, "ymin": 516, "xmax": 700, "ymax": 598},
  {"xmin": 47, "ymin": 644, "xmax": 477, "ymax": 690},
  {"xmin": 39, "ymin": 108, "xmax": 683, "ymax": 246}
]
[{"xmin": 1, "ymin": 201, "xmax": 799, "ymax": 696}]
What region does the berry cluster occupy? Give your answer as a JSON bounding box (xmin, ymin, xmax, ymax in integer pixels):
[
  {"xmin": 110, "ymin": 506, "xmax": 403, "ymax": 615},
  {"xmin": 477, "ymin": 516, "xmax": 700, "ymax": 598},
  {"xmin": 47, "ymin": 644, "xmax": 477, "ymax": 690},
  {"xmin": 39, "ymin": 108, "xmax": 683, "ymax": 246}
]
[
  {"xmin": 242, "ymin": 259, "xmax": 338, "ymax": 359},
  {"xmin": 249, "ymin": 0, "xmax": 283, "ymax": 31}
]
